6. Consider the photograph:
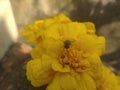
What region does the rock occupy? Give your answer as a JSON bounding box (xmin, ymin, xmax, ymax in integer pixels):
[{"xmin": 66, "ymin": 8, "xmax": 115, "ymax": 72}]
[
  {"xmin": 98, "ymin": 21, "xmax": 120, "ymax": 54},
  {"xmin": 10, "ymin": 0, "xmax": 120, "ymax": 30},
  {"xmin": 1, "ymin": 42, "xmax": 31, "ymax": 71},
  {"xmin": 10, "ymin": 0, "xmax": 73, "ymax": 30},
  {"xmin": 0, "ymin": 0, "xmax": 18, "ymax": 61}
]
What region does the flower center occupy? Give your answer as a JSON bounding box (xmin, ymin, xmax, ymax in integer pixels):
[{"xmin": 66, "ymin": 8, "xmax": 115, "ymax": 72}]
[{"xmin": 59, "ymin": 46, "xmax": 90, "ymax": 72}]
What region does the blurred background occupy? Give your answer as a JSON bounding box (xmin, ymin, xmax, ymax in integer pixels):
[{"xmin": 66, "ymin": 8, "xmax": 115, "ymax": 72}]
[{"xmin": 0, "ymin": 0, "xmax": 120, "ymax": 90}]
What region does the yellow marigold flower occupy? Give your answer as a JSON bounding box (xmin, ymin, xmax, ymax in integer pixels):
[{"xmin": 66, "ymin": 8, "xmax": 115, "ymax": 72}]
[{"xmin": 23, "ymin": 14, "xmax": 120, "ymax": 90}]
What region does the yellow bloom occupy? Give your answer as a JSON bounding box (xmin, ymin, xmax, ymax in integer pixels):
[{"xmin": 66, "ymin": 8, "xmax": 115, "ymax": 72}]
[
  {"xmin": 93, "ymin": 66, "xmax": 120, "ymax": 90},
  {"xmin": 23, "ymin": 14, "xmax": 120, "ymax": 90}
]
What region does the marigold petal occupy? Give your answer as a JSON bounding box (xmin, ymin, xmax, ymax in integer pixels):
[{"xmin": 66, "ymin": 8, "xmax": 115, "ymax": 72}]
[
  {"xmin": 84, "ymin": 22, "xmax": 96, "ymax": 34},
  {"xmin": 31, "ymin": 38, "xmax": 63, "ymax": 58},
  {"xmin": 79, "ymin": 34, "xmax": 105, "ymax": 56},
  {"xmin": 74, "ymin": 73, "xmax": 96, "ymax": 90},
  {"xmin": 52, "ymin": 61, "xmax": 70, "ymax": 72},
  {"xmin": 22, "ymin": 22, "xmax": 44, "ymax": 45},
  {"xmin": 26, "ymin": 55, "xmax": 55, "ymax": 87},
  {"xmin": 47, "ymin": 73, "xmax": 78, "ymax": 90},
  {"xmin": 88, "ymin": 53, "xmax": 102, "ymax": 67},
  {"xmin": 43, "ymin": 14, "xmax": 71, "ymax": 27},
  {"xmin": 97, "ymin": 66, "xmax": 120, "ymax": 90},
  {"xmin": 60, "ymin": 22, "xmax": 87, "ymax": 40}
]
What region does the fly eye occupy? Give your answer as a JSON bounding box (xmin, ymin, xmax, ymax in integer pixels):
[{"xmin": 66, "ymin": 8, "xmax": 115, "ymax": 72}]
[{"xmin": 64, "ymin": 40, "xmax": 71, "ymax": 49}]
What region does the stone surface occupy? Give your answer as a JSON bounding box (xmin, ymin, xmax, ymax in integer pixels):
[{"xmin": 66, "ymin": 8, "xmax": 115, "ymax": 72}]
[
  {"xmin": 98, "ymin": 21, "xmax": 120, "ymax": 54},
  {"xmin": 10, "ymin": 0, "xmax": 120, "ymax": 29},
  {"xmin": 0, "ymin": 0, "xmax": 18, "ymax": 60},
  {"xmin": 1, "ymin": 42, "xmax": 31, "ymax": 70},
  {"xmin": 10, "ymin": 0, "xmax": 73, "ymax": 30}
]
